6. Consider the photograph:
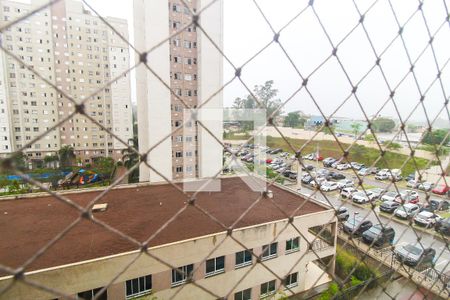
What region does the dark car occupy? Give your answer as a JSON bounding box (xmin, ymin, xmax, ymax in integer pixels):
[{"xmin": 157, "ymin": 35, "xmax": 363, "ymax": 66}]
[
  {"xmin": 379, "ymin": 201, "xmax": 400, "ymax": 213},
  {"xmin": 362, "ymin": 224, "xmax": 395, "ymax": 247},
  {"xmin": 327, "ymin": 172, "xmax": 346, "ymax": 180},
  {"xmin": 270, "ymin": 148, "xmax": 283, "ymax": 154},
  {"xmin": 343, "ymin": 217, "xmax": 373, "ymax": 236},
  {"xmin": 426, "ymin": 199, "xmax": 450, "ymax": 212},
  {"xmin": 301, "ymin": 175, "xmax": 314, "ymax": 184},
  {"xmin": 301, "ymin": 164, "xmax": 315, "ymax": 171},
  {"xmin": 394, "ymin": 244, "xmax": 435, "ymax": 267},
  {"xmin": 435, "ymin": 218, "xmax": 450, "ymax": 236}
]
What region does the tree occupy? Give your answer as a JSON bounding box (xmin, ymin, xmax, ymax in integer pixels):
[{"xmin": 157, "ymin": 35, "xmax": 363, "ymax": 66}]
[
  {"xmin": 232, "ymin": 80, "xmax": 283, "ymax": 129},
  {"xmin": 58, "ymin": 145, "xmax": 75, "ymax": 168},
  {"xmin": 122, "ymin": 127, "xmax": 140, "ymax": 183},
  {"xmin": 350, "ymin": 123, "xmax": 362, "ymax": 139},
  {"xmin": 423, "ymin": 129, "xmax": 449, "ymax": 145},
  {"xmin": 284, "ymin": 112, "xmax": 305, "ymax": 128},
  {"xmin": 364, "ymin": 134, "xmax": 375, "ymax": 142},
  {"xmin": 372, "ymin": 117, "xmax": 396, "ymax": 133}
]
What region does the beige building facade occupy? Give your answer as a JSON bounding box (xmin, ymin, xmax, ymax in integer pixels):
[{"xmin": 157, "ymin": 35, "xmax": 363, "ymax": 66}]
[
  {"xmin": 0, "ymin": 0, "xmax": 133, "ymax": 163},
  {"xmin": 134, "ymin": 0, "xmax": 223, "ymax": 183}
]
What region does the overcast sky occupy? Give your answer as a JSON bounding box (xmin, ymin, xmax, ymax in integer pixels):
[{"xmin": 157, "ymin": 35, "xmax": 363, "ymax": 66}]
[{"xmin": 31, "ymin": 0, "xmax": 450, "ymax": 122}]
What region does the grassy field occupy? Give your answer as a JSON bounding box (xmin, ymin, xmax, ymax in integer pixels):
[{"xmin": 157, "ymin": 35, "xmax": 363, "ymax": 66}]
[{"xmin": 264, "ymin": 136, "xmax": 429, "ymax": 176}]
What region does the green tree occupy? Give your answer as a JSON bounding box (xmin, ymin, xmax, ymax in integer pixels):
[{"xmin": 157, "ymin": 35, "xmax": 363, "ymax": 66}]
[
  {"xmin": 58, "ymin": 145, "xmax": 76, "ymax": 168},
  {"xmin": 423, "ymin": 129, "xmax": 449, "ymax": 145},
  {"xmin": 364, "ymin": 134, "xmax": 375, "ymax": 142},
  {"xmin": 284, "ymin": 112, "xmax": 305, "ymax": 128},
  {"xmin": 232, "ymin": 80, "xmax": 283, "ymax": 129},
  {"xmin": 122, "ymin": 130, "xmax": 140, "ymax": 183},
  {"xmin": 351, "ymin": 123, "xmax": 362, "ymax": 138},
  {"xmin": 372, "ymin": 117, "xmax": 396, "ymax": 133}
]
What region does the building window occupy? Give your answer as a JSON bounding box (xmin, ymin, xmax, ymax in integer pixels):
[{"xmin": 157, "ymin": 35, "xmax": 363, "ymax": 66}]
[
  {"xmin": 262, "ymin": 242, "xmax": 277, "ymax": 260},
  {"xmin": 175, "ymin": 151, "xmax": 183, "ymax": 158},
  {"xmin": 77, "ymin": 287, "xmax": 107, "ymax": 300},
  {"xmin": 234, "ymin": 288, "xmax": 251, "ymax": 300},
  {"xmin": 205, "ymin": 255, "xmax": 225, "ymax": 277},
  {"xmin": 125, "ymin": 275, "xmax": 152, "ymax": 298},
  {"xmin": 172, "ymin": 264, "xmax": 193, "ymax": 286},
  {"xmin": 285, "ymin": 272, "xmax": 298, "ymax": 289},
  {"xmin": 260, "ymin": 280, "xmax": 276, "ymax": 298},
  {"xmin": 176, "ymin": 166, "xmax": 183, "ymax": 173},
  {"xmin": 285, "ymin": 237, "xmax": 299, "ymax": 254},
  {"xmin": 235, "ymin": 249, "xmax": 252, "ymax": 268}
]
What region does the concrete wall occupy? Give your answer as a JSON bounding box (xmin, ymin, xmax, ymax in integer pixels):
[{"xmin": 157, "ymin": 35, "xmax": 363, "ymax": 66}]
[{"xmin": 0, "ymin": 210, "xmax": 336, "ymax": 299}]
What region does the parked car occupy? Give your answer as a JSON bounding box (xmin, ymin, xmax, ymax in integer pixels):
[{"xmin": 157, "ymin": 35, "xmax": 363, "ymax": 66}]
[
  {"xmin": 337, "ymin": 207, "xmax": 350, "ymax": 221},
  {"xmin": 388, "ymin": 169, "xmax": 403, "ymax": 181},
  {"xmin": 343, "ymin": 217, "xmax": 373, "ymax": 236},
  {"xmin": 367, "ymin": 188, "xmax": 386, "ymax": 200},
  {"xmin": 327, "ymin": 172, "xmax": 346, "ymax": 180},
  {"xmin": 323, "ymin": 157, "xmax": 337, "ymax": 167},
  {"xmin": 352, "ymin": 192, "xmax": 373, "ymax": 204},
  {"xmin": 301, "ymin": 174, "xmax": 314, "ymax": 184},
  {"xmin": 406, "ymin": 173, "xmax": 415, "ymax": 181},
  {"xmin": 357, "ymin": 168, "xmax": 371, "ymax": 176},
  {"xmin": 301, "ymin": 164, "xmax": 315, "ymax": 171},
  {"xmin": 337, "ymin": 179, "xmax": 354, "ymax": 189},
  {"xmin": 407, "ymin": 179, "xmax": 421, "ymax": 189},
  {"xmin": 424, "ymin": 199, "xmax": 450, "ymax": 212},
  {"xmin": 418, "ymin": 182, "xmax": 435, "ymax": 191},
  {"xmin": 310, "ymin": 176, "xmax": 327, "ymax": 188},
  {"xmin": 394, "ymin": 203, "xmax": 420, "ymax": 219},
  {"xmin": 336, "ymin": 163, "xmax": 351, "ymax": 170},
  {"xmin": 265, "ymin": 158, "xmax": 273, "ymax": 164},
  {"xmin": 381, "ymin": 191, "xmax": 400, "ymax": 202},
  {"xmin": 350, "ymin": 162, "xmax": 365, "ymax": 170},
  {"xmin": 320, "ymin": 181, "xmax": 339, "ymax": 192},
  {"xmin": 375, "ymin": 173, "xmax": 389, "ymax": 180},
  {"xmin": 331, "ymin": 159, "xmax": 343, "ymax": 169},
  {"xmin": 380, "ymin": 201, "xmax": 400, "ymax": 213},
  {"xmin": 396, "ymin": 190, "xmax": 419, "ymax": 204},
  {"xmin": 414, "ymin": 211, "xmax": 442, "ymax": 228},
  {"xmin": 376, "ymin": 169, "xmax": 389, "ymax": 176},
  {"xmin": 435, "ymin": 218, "xmax": 450, "ymax": 236},
  {"xmin": 341, "ymin": 187, "xmax": 358, "ymax": 198},
  {"xmin": 288, "ymin": 172, "xmax": 298, "ymax": 180},
  {"xmin": 270, "ymin": 148, "xmax": 283, "ymax": 154},
  {"xmin": 394, "ymin": 243, "xmax": 436, "ymax": 267},
  {"xmin": 432, "ymin": 184, "xmax": 450, "ymax": 195},
  {"xmin": 362, "ymin": 224, "xmax": 395, "ymax": 247}
]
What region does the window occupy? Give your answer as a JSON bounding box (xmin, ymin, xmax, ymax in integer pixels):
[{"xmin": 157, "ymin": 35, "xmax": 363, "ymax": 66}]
[
  {"xmin": 285, "ymin": 272, "xmax": 298, "ymax": 289},
  {"xmin": 125, "ymin": 275, "xmax": 152, "ymax": 298},
  {"xmin": 172, "ymin": 264, "xmax": 193, "ymax": 286},
  {"xmin": 234, "ymin": 288, "xmax": 251, "ymax": 300},
  {"xmin": 77, "ymin": 287, "xmax": 107, "ymax": 300},
  {"xmin": 285, "ymin": 237, "xmax": 299, "ymax": 253},
  {"xmin": 235, "ymin": 250, "xmax": 252, "ymax": 268},
  {"xmin": 175, "ymin": 151, "xmax": 182, "ymax": 158},
  {"xmin": 260, "ymin": 280, "xmax": 276, "ymax": 298},
  {"xmin": 176, "ymin": 166, "xmax": 183, "ymax": 173},
  {"xmin": 205, "ymin": 256, "xmax": 225, "ymax": 277},
  {"xmin": 262, "ymin": 242, "xmax": 277, "ymax": 260}
]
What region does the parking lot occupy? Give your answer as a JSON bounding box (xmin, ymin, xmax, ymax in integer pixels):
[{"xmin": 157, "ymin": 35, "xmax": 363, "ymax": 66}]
[{"xmin": 224, "ymin": 144, "xmax": 450, "ymax": 274}]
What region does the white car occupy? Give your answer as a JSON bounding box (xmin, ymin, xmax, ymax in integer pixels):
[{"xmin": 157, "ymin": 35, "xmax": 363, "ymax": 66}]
[
  {"xmin": 320, "ymin": 181, "xmax": 339, "ymax": 192},
  {"xmin": 414, "ymin": 211, "xmax": 442, "ymax": 228},
  {"xmin": 377, "ymin": 169, "xmax": 389, "ymax": 176},
  {"xmin": 357, "ymin": 168, "xmax": 371, "ymax": 176},
  {"xmin": 381, "ymin": 191, "xmax": 400, "ymax": 202},
  {"xmin": 375, "ymin": 173, "xmax": 389, "ymax": 180},
  {"xmin": 341, "ymin": 187, "xmax": 358, "ymax": 198},
  {"xmin": 336, "ymin": 163, "xmax": 351, "ymax": 170},
  {"xmin": 310, "ymin": 176, "xmax": 327, "ymax": 188},
  {"xmin": 394, "ymin": 203, "xmax": 420, "ymax": 219},
  {"xmin": 367, "ymin": 188, "xmax": 386, "ymax": 199},
  {"xmin": 352, "ymin": 192, "xmax": 372, "ymax": 204},
  {"xmin": 337, "ymin": 179, "xmax": 354, "ymax": 189},
  {"xmin": 407, "ymin": 180, "xmax": 420, "ymax": 188}
]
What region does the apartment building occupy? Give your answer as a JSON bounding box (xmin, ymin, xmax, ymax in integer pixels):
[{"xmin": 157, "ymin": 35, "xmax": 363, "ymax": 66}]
[
  {"xmin": 0, "ymin": 0, "xmax": 133, "ymax": 163},
  {"xmin": 134, "ymin": 0, "xmax": 223, "ymax": 182},
  {"xmin": 0, "ymin": 177, "xmax": 336, "ymax": 299}
]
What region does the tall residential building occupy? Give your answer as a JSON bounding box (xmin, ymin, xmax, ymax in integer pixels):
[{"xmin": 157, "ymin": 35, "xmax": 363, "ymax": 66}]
[
  {"xmin": 0, "ymin": 0, "xmax": 133, "ymax": 163},
  {"xmin": 134, "ymin": 0, "xmax": 223, "ymax": 182}
]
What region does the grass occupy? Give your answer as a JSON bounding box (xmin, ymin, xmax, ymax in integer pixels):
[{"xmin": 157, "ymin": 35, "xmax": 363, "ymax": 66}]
[
  {"xmin": 438, "ymin": 211, "xmax": 450, "ymax": 219},
  {"xmin": 264, "ymin": 136, "xmax": 429, "ymax": 176}
]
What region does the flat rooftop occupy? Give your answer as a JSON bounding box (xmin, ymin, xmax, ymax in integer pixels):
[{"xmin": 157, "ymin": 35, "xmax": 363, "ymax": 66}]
[{"xmin": 0, "ymin": 177, "xmax": 326, "ymax": 275}]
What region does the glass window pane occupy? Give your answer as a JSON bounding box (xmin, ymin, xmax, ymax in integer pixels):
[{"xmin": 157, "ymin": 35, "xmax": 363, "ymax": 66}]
[
  {"xmin": 131, "ymin": 278, "xmax": 139, "ymax": 294},
  {"xmin": 243, "ymin": 288, "xmax": 251, "ymax": 300},
  {"xmin": 260, "ymin": 283, "xmax": 267, "ymax": 295},
  {"xmin": 187, "ymin": 264, "xmax": 193, "ymax": 276},
  {"xmin": 236, "ymin": 251, "xmax": 243, "ymax": 265},
  {"xmin": 216, "ymin": 256, "xmax": 225, "ymax": 270},
  {"xmin": 206, "ymin": 259, "xmax": 215, "ymax": 273},
  {"xmin": 139, "ymin": 277, "xmax": 145, "ymax": 292},
  {"xmin": 269, "ymin": 280, "xmax": 275, "ymax": 291},
  {"xmin": 271, "ymin": 243, "xmax": 277, "ymax": 255},
  {"xmin": 126, "ymin": 280, "xmax": 132, "ymax": 296},
  {"xmin": 145, "ymin": 275, "xmax": 152, "ymax": 290},
  {"xmin": 293, "ymin": 238, "xmax": 299, "ymax": 248},
  {"xmin": 234, "ymin": 291, "xmax": 242, "ymax": 300},
  {"xmin": 262, "ymin": 244, "xmax": 269, "ymax": 257}
]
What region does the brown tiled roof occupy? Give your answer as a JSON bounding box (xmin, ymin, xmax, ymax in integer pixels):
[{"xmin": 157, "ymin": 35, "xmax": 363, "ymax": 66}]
[{"xmin": 0, "ymin": 177, "xmax": 326, "ymax": 275}]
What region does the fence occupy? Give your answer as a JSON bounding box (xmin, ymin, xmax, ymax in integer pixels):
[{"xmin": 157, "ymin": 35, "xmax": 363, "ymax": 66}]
[{"xmin": 0, "ymin": 0, "xmax": 449, "ymax": 299}]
